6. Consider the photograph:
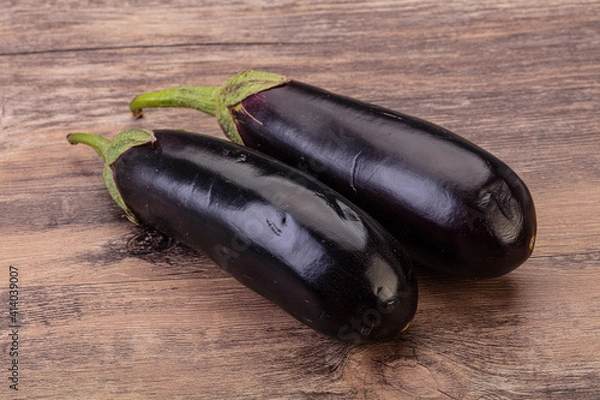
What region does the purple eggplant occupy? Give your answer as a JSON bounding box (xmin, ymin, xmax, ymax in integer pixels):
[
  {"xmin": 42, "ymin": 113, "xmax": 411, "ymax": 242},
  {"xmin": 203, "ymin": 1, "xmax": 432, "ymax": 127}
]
[
  {"xmin": 129, "ymin": 71, "xmax": 537, "ymax": 278},
  {"xmin": 67, "ymin": 129, "xmax": 417, "ymax": 343}
]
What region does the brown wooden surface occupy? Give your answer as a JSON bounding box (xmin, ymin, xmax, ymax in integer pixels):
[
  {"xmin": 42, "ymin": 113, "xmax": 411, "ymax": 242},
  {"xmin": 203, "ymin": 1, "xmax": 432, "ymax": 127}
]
[{"xmin": 1, "ymin": 1, "xmax": 599, "ymax": 399}]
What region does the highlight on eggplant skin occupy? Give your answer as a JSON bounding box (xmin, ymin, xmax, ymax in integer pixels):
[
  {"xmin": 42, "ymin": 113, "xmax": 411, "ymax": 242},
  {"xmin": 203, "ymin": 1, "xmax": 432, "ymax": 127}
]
[
  {"xmin": 129, "ymin": 71, "xmax": 537, "ymax": 279},
  {"xmin": 67, "ymin": 129, "xmax": 418, "ymax": 343}
]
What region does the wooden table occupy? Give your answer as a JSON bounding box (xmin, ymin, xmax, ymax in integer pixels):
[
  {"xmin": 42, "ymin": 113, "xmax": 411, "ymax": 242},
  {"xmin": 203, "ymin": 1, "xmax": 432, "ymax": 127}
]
[{"xmin": 1, "ymin": 1, "xmax": 599, "ymax": 398}]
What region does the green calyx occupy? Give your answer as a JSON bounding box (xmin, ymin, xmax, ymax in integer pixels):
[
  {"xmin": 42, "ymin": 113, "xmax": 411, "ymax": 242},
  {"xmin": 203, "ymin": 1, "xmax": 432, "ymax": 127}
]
[
  {"xmin": 129, "ymin": 70, "xmax": 291, "ymax": 144},
  {"xmin": 67, "ymin": 129, "xmax": 157, "ymax": 224}
]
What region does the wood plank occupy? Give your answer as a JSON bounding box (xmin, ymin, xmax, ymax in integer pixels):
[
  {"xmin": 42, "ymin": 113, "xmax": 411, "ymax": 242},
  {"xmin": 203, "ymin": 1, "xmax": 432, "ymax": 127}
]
[{"xmin": 1, "ymin": 0, "xmax": 599, "ymax": 398}]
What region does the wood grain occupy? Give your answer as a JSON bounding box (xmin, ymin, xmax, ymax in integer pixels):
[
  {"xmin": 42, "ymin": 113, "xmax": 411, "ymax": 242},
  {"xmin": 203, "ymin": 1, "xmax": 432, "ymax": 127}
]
[{"xmin": 1, "ymin": 0, "xmax": 599, "ymax": 399}]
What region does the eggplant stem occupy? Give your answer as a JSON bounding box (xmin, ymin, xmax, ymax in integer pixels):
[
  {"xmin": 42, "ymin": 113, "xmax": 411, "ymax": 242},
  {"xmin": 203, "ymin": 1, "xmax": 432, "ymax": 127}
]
[
  {"xmin": 67, "ymin": 132, "xmax": 111, "ymax": 162},
  {"xmin": 128, "ymin": 71, "xmax": 291, "ymax": 145},
  {"xmin": 129, "ymin": 86, "xmax": 219, "ymax": 117},
  {"xmin": 67, "ymin": 129, "xmax": 156, "ymax": 225}
]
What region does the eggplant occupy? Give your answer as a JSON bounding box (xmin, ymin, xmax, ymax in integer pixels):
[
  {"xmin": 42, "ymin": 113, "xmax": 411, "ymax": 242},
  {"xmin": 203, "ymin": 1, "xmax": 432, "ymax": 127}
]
[
  {"xmin": 129, "ymin": 71, "xmax": 537, "ymax": 278},
  {"xmin": 67, "ymin": 129, "xmax": 417, "ymax": 343}
]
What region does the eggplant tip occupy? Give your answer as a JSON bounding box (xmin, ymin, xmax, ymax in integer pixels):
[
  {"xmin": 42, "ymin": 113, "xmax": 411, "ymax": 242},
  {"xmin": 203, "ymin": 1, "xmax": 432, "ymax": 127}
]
[{"xmin": 131, "ymin": 109, "xmax": 144, "ymax": 119}]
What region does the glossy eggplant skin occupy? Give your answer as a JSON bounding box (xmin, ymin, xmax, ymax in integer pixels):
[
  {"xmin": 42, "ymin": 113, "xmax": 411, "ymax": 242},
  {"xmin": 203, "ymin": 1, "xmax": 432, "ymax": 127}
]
[
  {"xmin": 230, "ymin": 81, "xmax": 537, "ymax": 278},
  {"xmin": 109, "ymin": 130, "xmax": 417, "ymax": 342}
]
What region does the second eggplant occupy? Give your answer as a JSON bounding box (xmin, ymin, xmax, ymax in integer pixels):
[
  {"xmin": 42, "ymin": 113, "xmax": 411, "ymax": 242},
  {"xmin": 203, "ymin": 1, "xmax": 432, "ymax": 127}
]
[
  {"xmin": 130, "ymin": 71, "xmax": 537, "ymax": 278},
  {"xmin": 67, "ymin": 129, "xmax": 417, "ymax": 343}
]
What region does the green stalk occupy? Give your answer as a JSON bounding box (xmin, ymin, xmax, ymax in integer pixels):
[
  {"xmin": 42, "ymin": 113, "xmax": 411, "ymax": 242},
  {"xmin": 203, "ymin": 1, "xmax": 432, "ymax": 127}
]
[
  {"xmin": 67, "ymin": 132, "xmax": 111, "ymax": 162},
  {"xmin": 129, "ymin": 70, "xmax": 291, "ymax": 145},
  {"xmin": 130, "ymin": 86, "xmax": 219, "ymax": 118},
  {"xmin": 67, "ymin": 129, "xmax": 157, "ymax": 224}
]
